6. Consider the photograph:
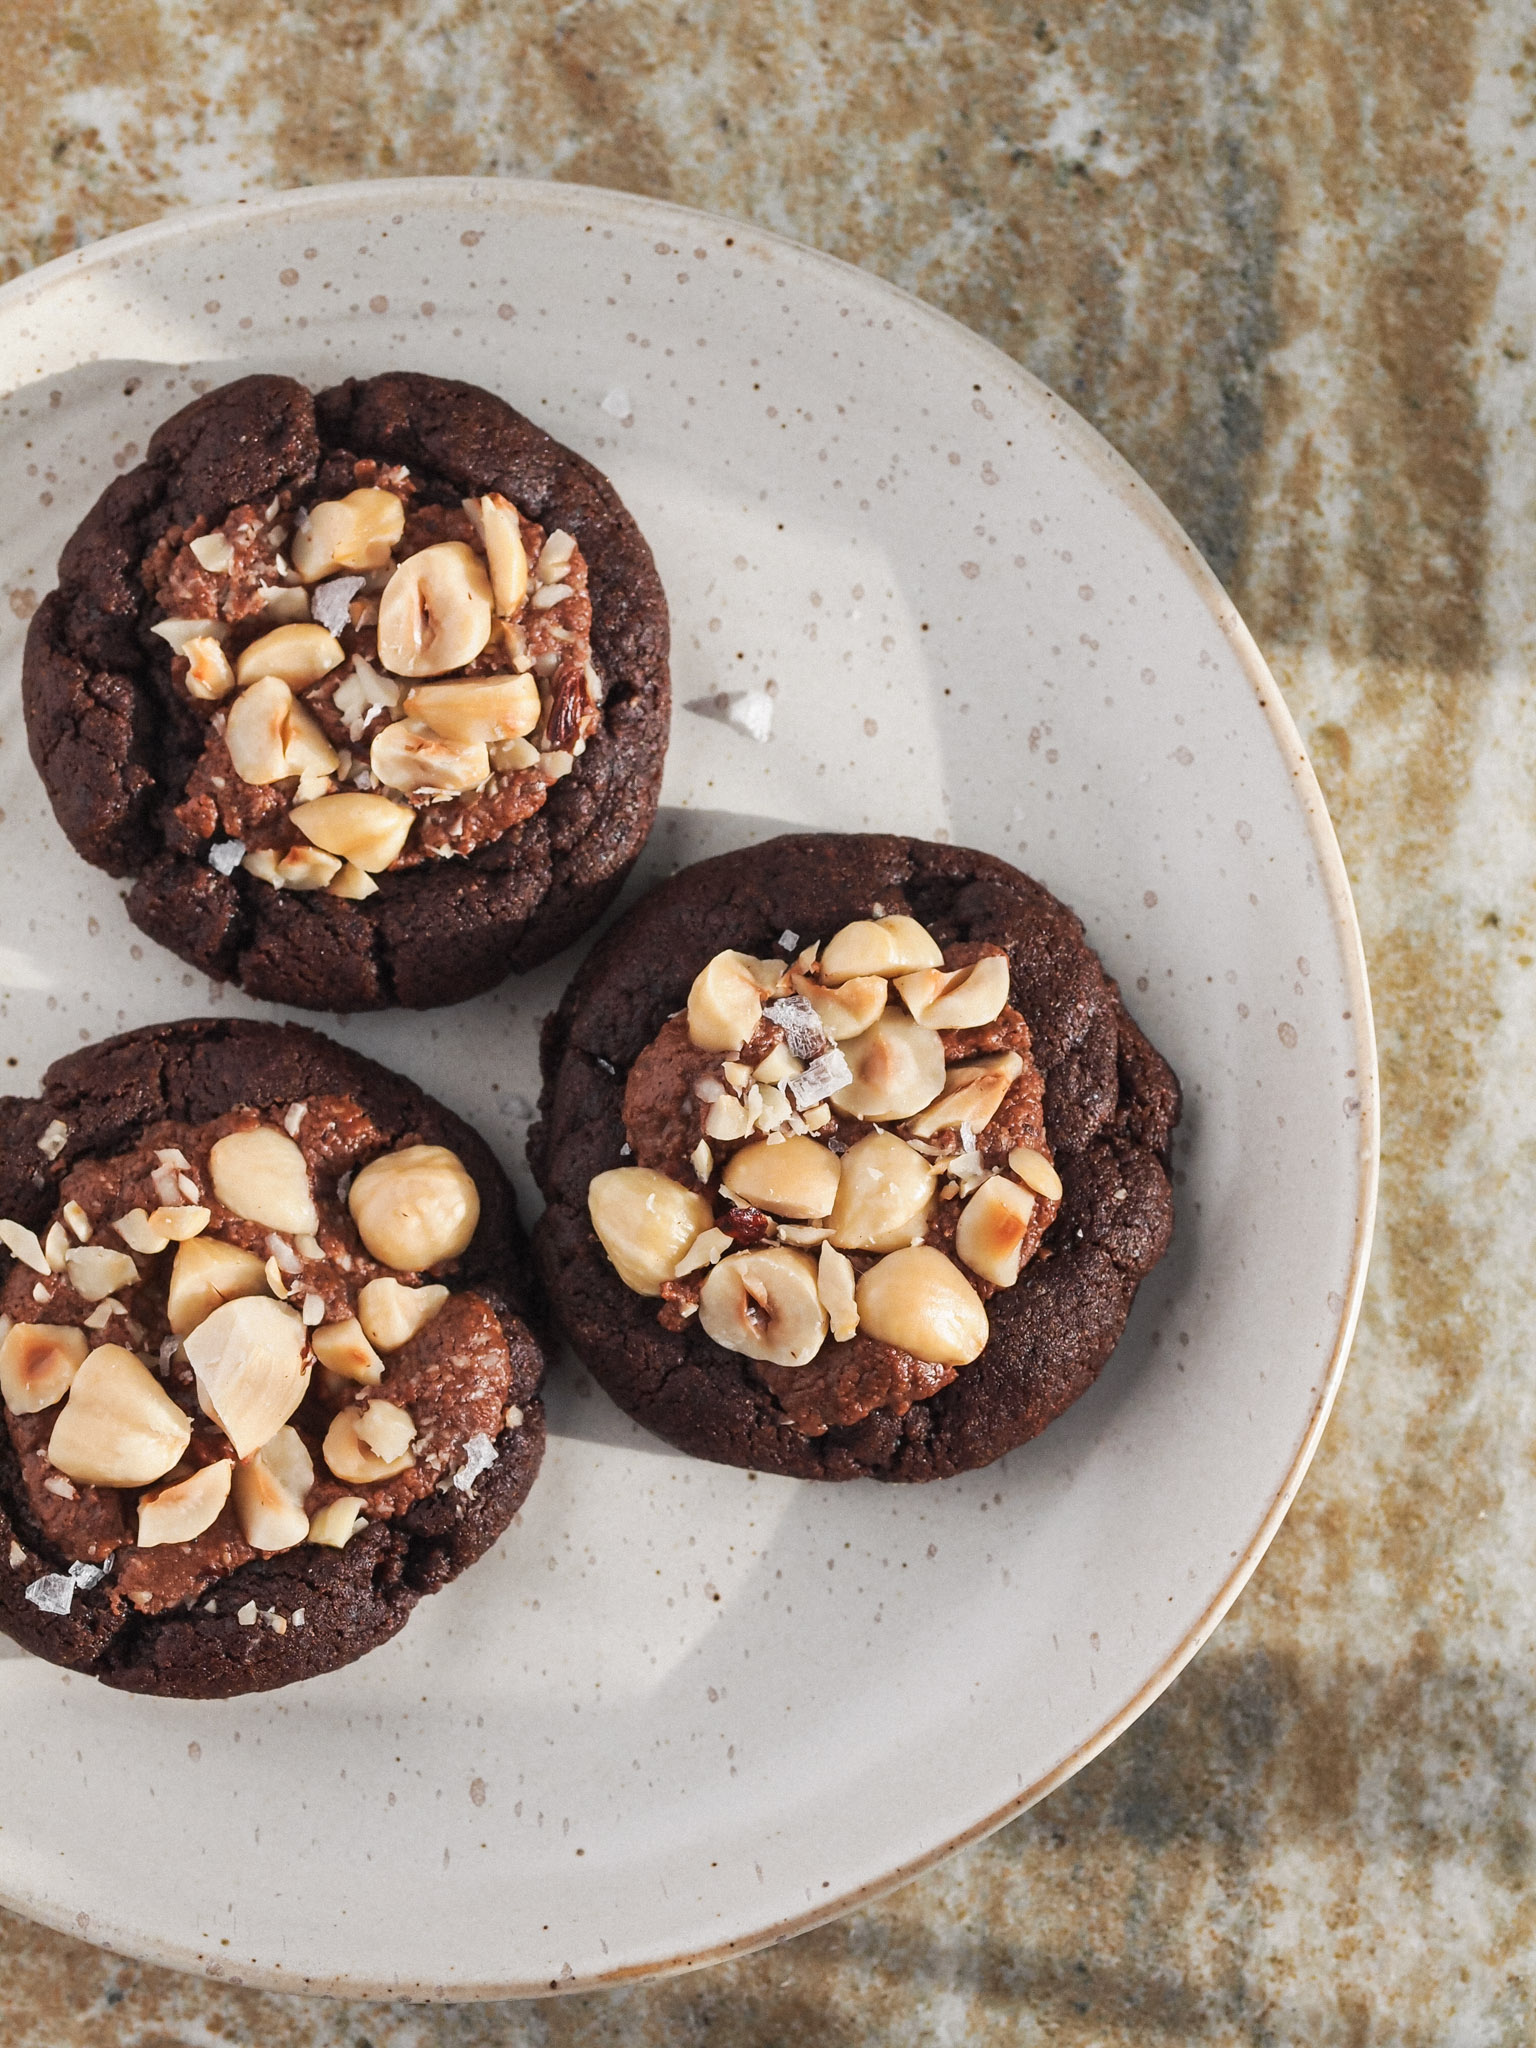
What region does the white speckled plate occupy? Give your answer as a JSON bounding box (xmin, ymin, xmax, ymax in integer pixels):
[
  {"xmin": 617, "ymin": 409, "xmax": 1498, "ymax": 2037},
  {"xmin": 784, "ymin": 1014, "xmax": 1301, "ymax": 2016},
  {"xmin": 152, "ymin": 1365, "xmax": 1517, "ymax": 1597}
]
[{"xmin": 0, "ymin": 180, "xmax": 1376, "ymax": 1999}]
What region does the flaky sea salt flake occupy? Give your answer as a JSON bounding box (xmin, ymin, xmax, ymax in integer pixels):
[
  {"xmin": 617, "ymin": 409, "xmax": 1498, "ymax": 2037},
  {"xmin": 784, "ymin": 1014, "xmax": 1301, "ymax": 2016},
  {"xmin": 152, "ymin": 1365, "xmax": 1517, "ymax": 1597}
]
[
  {"xmin": 786, "ymin": 1049, "xmax": 852, "ymax": 1109},
  {"xmin": 25, "ymin": 1573, "xmax": 75, "ymax": 1615},
  {"xmin": 310, "ymin": 574, "xmax": 365, "ymax": 636},
  {"xmin": 764, "ymin": 995, "xmax": 828, "ymax": 1061},
  {"xmin": 208, "ymin": 839, "xmax": 246, "ymax": 876},
  {"xmin": 454, "ymin": 1433, "xmax": 499, "ymax": 1494}
]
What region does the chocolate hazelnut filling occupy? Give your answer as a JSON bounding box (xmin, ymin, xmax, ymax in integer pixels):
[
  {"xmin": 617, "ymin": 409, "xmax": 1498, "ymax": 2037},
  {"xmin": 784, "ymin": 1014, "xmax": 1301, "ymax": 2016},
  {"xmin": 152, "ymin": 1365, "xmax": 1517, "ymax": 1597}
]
[
  {"xmin": 587, "ymin": 917, "xmax": 1063, "ymax": 1436},
  {"xmin": 0, "ymin": 1099, "xmax": 513, "ymax": 1617},
  {"xmin": 144, "ymin": 457, "xmax": 603, "ymax": 898}
]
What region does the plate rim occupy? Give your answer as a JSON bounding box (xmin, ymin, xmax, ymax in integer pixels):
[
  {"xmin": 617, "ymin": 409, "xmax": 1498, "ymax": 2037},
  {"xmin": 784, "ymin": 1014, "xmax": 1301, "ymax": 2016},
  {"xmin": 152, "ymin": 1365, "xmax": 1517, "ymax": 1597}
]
[{"xmin": 0, "ymin": 174, "xmax": 1379, "ymax": 2001}]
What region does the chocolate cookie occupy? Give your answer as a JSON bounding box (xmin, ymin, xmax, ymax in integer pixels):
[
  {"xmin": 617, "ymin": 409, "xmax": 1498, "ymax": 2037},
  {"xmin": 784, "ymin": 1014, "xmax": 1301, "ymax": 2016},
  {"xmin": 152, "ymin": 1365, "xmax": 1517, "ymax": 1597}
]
[
  {"xmin": 529, "ymin": 834, "xmax": 1179, "ymax": 1482},
  {"xmin": 0, "ymin": 1019, "xmax": 545, "ymax": 1697},
  {"xmin": 23, "ymin": 371, "xmax": 670, "ymax": 1010}
]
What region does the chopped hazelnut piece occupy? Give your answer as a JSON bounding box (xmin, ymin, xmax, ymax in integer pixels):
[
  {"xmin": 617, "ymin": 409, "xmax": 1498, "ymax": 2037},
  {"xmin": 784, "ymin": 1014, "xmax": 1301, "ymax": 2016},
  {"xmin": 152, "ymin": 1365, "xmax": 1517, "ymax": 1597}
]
[
  {"xmin": 955, "ymin": 1177, "xmax": 1037, "ymax": 1288},
  {"xmin": 290, "ymin": 488, "xmax": 405, "ymax": 582},
  {"xmin": 0, "ymin": 1322, "xmax": 88, "ymax": 1415},
  {"xmin": 830, "ymin": 1014, "xmax": 948, "ymax": 1123},
  {"xmin": 855, "ymin": 1247, "xmax": 988, "ymax": 1366},
  {"xmin": 894, "ymin": 954, "xmax": 1011, "ymax": 1030},
  {"xmin": 1009, "ymin": 1147, "xmax": 1064, "ymax": 1204},
  {"xmin": 903, "ymin": 1052, "xmax": 1023, "ymax": 1139},
  {"xmin": 324, "ymin": 1399, "xmax": 416, "ymax": 1483},
  {"xmin": 355, "ymin": 1278, "xmax": 449, "ymax": 1354},
  {"xmin": 588, "ymin": 1169, "xmax": 713, "ymax": 1296},
  {"xmin": 719, "ymin": 1136, "xmax": 840, "ymax": 1221},
  {"xmin": 821, "ymin": 916, "xmax": 944, "ymax": 984},
  {"xmin": 308, "ymin": 1496, "xmax": 367, "ymax": 1548},
  {"xmin": 829, "ymin": 1132, "xmax": 936, "ymax": 1252},
  {"xmin": 232, "ymin": 1425, "xmax": 314, "ymax": 1550},
  {"xmin": 290, "ymin": 791, "xmax": 414, "ymax": 873},
  {"xmin": 311, "ymin": 1315, "xmax": 385, "ymax": 1385},
  {"xmin": 47, "ymin": 1345, "xmax": 192, "ymax": 1487},
  {"xmin": 138, "ymin": 1458, "xmax": 233, "ymax": 1547},
  {"xmin": 166, "ymin": 1237, "xmax": 268, "ymax": 1337},
  {"xmin": 234, "ymin": 622, "xmax": 346, "ymax": 689},
  {"xmin": 403, "ymin": 673, "xmax": 540, "ymax": 744},
  {"xmin": 183, "ymin": 1295, "xmax": 310, "ymax": 1461}
]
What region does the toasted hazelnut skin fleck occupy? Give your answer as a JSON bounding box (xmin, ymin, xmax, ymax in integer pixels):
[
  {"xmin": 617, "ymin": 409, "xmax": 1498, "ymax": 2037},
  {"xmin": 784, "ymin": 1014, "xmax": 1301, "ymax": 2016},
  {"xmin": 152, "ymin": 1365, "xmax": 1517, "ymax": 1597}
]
[
  {"xmin": 348, "ymin": 1145, "xmax": 480, "ymax": 1270},
  {"xmin": 855, "ymin": 1246, "xmax": 989, "ymax": 1367},
  {"xmin": 698, "ymin": 1247, "xmax": 827, "ymax": 1369},
  {"xmin": 208, "ymin": 1125, "xmax": 319, "ymax": 1236},
  {"xmin": 588, "ymin": 1168, "xmax": 714, "ymax": 1296}
]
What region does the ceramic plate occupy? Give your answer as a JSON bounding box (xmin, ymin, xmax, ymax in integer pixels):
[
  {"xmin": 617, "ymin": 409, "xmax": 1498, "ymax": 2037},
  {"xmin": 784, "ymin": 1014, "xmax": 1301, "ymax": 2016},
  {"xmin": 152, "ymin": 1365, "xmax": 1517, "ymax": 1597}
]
[{"xmin": 0, "ymin": 180, "xmax": 1376, "ymax": 1998}]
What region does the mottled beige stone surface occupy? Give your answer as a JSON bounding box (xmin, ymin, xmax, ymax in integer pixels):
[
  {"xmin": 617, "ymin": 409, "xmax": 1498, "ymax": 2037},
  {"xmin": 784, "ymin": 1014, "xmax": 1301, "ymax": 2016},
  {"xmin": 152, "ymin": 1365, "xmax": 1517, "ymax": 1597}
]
[{"xmin": 0, "ymin": 1, "xmax": 1530, "ymax": 2039}]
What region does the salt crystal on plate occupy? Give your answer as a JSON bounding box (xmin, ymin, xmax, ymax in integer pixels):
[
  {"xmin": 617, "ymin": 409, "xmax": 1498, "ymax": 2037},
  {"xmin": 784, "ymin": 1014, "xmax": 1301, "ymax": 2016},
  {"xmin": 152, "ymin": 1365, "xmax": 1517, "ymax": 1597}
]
[
  {"xmin": 601, "ymin": 386, "xmax": 632, "ymax": 420},
  {"xmin": 727, "ymin": 691, "xmax": 774, "ymax": 743}
]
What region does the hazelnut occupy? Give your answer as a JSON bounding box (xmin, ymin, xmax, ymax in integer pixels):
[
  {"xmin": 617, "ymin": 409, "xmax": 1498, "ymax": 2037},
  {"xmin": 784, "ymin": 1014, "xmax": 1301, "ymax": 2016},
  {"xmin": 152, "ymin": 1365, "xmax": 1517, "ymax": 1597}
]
[
  {"xmin": 112, "ymin": 1209, "xmax": 170, "ymax": 1256},
  {"xmin": 698, "ymin": 1247, "xmax": 827, "ymax": 1368},
  {"xmin": 855, "ymin": 1246, "xmax": 989, "ymax": 1366},
  {"xmin": 0, "ymin": 1322, "xmax": 88, "ymax": 1414},
  {"xmin": 324, "ymin": 1399, "xmax": 417, "ymax": 1484},
  {"xmin": 1009, "ymin": 1147, "xmax": 1063, "ymax": 1204},
  {"xmin": 477, "ymin": 494, "xmax": 530, "ymax": 616},
  {"xmin": 232, "ymin": 1425, "xmax": 315, "ymax": 1550},
  {"xmin": 894, "ymin": 953, "xmax": 1011, "ymax": 1030},
  {"xmin": 47, "ymin": 1344, "xmax": 193, "ymax": 1487},
  {"xmin": 290, "ymin": 488, "xmax": 406, "ymax": 581},
  {"xmin": 370, "ymin": 719, "xmax": 490, "ymax": 796},
  {"xmin": 790, "ymin": 971, "xmax": 888, "ymax": 1041},
  {"xmin": 183, "ymin": 1295, "xmax": 310, "ymax": 1461},
  {"xmin": 587, "ymin": 1168, "xmax": 714, "ymax": 1296},
  {"xmin": 703, "ymin": 1094, "xmax": 753, "ymax": 1143},
  {"xmin": 355, "ymin": 1278, "xmax": 449, "ymax": 1352},
  {"xmin": 377, "ymin": 541, "xmax": 493, "ymax": 676},
  {"xmin": 403, "ymin": 673, "xmax": 541, "ymax": 745},
  {"xmin": 489, "ymin": 736, "xmax": 540, "ymax": 773},
  {"xmin": 137, "ymin": 1458, "xmax": 233, "ymax": 1547},
  {"xmin": 244, "ymin": 846, "xmax": 344, "ymax": 892},
  {"xmin": 166, "ymin": 1237, "xmax": 268, "ymax": 1337},
  {"xmin": 150, "ymin": 1205, "xmax": 210, "ymax": 1243},
  {"xmin": 308, "ymin": 1496, "xmax": 367, "ymax": 1547},
  {"xmin": 687, "ymin": 950, "xmax": 782, "ymax": 1053},
  {"xmin": 226, "ymin": 676, "xmax": 339, "ymax": 787},
  {"xmin": 821, "ymin": 915, "xmax": 943, "ymax": 984},
  {"xmin": 719, "ymin": 1136, "xmax": 840, "ymax": 1220},
  {"xmin": 955, "ymin": 1177, "xmax": 1037, "ymax": 1288},
  {"xmin": 63, "ymin": 1244, "xmax": 139, "ymax": 1303},
  {"xmin": 348, "ymin": 1145, "xmax": 480, "ymax": 1269},
  {"xmin": 327, "ymin": 861, "xmax": 380, "ymax": 901},
  {"xmin": 290, "ymin": 791, "xmax": 414, "ymax": 872},
  {"xmin": 831, "ymin": 1014, "xmax": 947, "ymax": 1122},
  {"xmin": 903, "ymin": 1051, "xmax": 1023, "ymax": 1139},
  {"xmin": 310, "ymin": 1315, "xmax": 385, "ymax": 1384},
  {"xmin": 829, "ymin": 1131, "xmax": 936, "ymax": 1251},
  {"xmin": 674, "ymin": 1225, "xmax": 734, "ymax": 1278},
  {"xmin": 234, "ymin": 622, "xmax": 346, "ymax": 689},
  {"xmin": 817, "ymin": 1241, "xmax": 860, "ymax": 1341},
  {"xmin": 183, "ymin": 634, "xmax": 236, "ymax": 702},
  {"xmin": 752, "ymin": 1043, "xmax": 801, "ymax": 1087},
  {"xmin": 209, "ymin": 1126, "xmax": 319, "ymax": 1236}
]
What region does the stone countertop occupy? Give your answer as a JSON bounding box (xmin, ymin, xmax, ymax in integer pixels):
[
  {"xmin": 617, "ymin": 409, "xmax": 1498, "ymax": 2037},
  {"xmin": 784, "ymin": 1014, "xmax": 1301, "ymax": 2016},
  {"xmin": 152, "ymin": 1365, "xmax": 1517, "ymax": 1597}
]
[{"xmin": 1, "ymin": 3, "xmax": 1529, "ymax": 2041}]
